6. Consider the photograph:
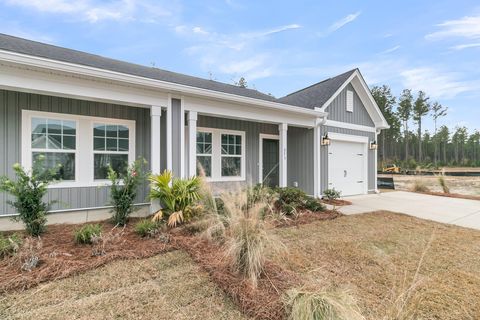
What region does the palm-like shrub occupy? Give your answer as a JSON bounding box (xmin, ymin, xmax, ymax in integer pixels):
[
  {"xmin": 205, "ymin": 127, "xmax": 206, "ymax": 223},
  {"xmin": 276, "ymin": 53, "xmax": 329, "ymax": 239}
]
[
  {"xmin": 0, "ymin": 161, "xmax": 57, "ymax": 236},
  {"xmin": 149, "ymin": 170, "xmax": 201, "ymax": 227},
  {"xmin": 108, "ymin": 159, "xmax": 146, "ymax": 226}
]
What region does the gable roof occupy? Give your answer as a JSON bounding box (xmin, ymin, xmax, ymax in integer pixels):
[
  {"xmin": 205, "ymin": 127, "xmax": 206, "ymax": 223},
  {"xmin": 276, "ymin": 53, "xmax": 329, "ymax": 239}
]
[
  {"xmin": 0, "ymin": 33, "xmax": 276, "ymax": 103},
  {"xmin": 278, "ymin": 69, "xmax": 357, "ymax": 109}
]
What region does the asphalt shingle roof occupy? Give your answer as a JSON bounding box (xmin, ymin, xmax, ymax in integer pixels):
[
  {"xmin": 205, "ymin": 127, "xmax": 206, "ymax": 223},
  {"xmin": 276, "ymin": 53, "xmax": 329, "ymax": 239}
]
[
  {"xmin": 278, "ymin": 69, "xmax": 357, "ymax": 109},
  {"xmin": 0, "ymin": 33, "xmax": 356, "ymax": 110}
]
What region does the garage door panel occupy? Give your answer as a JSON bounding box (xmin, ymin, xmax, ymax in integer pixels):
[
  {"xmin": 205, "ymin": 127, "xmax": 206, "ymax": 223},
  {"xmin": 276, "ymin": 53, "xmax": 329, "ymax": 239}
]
[{"xmin": 327, "ymin": 140, "xmax": 366, "ymax": 196}]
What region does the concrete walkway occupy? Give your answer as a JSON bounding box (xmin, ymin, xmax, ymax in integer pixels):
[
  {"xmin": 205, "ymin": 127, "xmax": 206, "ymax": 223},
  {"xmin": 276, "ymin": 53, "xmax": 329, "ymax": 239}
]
[{"xmin": 338, "ymin": 191, "xmax": 480, "ymax": 230}]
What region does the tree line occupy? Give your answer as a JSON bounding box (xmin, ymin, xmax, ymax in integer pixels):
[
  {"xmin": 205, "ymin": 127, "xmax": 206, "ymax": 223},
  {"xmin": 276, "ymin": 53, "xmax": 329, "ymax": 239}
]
[{"xmin": 371, "ymin": 85, "xmax": 480, "ymax": 169}]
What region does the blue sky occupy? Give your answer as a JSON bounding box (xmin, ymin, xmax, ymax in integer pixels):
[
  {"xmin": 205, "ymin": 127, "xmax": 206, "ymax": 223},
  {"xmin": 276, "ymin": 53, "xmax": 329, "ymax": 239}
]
[{"xmin": 1, "ymin": 0, "xmax": 480, "ymax": 133}]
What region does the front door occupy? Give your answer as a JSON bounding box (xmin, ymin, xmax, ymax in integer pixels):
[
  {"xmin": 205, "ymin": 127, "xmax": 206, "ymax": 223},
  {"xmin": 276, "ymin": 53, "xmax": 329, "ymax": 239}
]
[{"xmin": 262, "ymin": 138, "xmax": 279, "ymax": 188}]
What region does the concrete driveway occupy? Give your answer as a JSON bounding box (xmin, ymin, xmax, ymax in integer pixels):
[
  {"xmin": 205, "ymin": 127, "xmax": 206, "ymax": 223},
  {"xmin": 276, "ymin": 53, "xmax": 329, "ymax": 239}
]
[{"xmin": 339, "ymin": 191, "xmax": 480, "ymax": 230}]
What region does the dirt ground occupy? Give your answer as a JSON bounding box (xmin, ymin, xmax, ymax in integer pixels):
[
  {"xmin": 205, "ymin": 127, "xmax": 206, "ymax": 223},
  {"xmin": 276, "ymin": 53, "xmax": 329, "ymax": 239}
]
[
  {"xmin": 271, "ymin": 211, "xmax": 480, "ymax": 320},
  {"xmin": 380, "ymin": 174, "xmax": 480, "ymax": 195},
  {"xmin": 0, "ymin": 251, "xmax": 247, "ymax": 320}
]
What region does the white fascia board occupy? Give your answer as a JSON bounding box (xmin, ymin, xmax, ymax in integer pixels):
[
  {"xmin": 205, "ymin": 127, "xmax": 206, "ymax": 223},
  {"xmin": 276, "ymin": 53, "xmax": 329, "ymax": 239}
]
[
  {"xmin": 319, "ymin": 71, "xmax": 357, "ymax": 112},
  {"xmin": 0, "ymin": 50, "xmax": 326, "ymax": 118},
  {"xmin": 324, "ymin": 120, "xmax": 377, "ymax": 133},
  {"xmin": 184, "ymin": 96, "xmax": 318, "ymax": 127}
]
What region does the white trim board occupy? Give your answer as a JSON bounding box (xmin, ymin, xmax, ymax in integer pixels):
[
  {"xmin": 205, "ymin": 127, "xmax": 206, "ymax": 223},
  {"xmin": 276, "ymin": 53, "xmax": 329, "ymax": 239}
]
[
  {"xmin": 258, "ymin": 134, "xmax": 280, "ymax": 184},
  {"xmin": 324, "ymin": 120, "xmax": 376, "ymax": 133}
]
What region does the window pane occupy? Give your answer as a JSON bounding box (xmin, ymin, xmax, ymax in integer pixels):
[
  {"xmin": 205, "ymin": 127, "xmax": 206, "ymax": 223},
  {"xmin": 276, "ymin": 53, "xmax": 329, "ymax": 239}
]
[
  {"xmin": 47, "ymin": 119, "xmax": 62, "ymax": 135},
  {"xmin": 31, "ymin": 133, "xmax": 46, "ymax": 149},
  {"xmin": 63, "ymin": 121, "xmax": 76, "ymax": 135},
  {"xmin": 236, "ymin": 136, "xmax": 242, "ymax": 145},
  {"xmin": 205, "ymin": 133, "xmax": 212, "ymax": 143},
  {"xmin": 196, "ymin": 144, "xmax": 204, "ymax": 154},
  {"xmin": 196, "ymin": 156, "xmax": 211, "ymax": 177},
  {"xmin": 204, "ymin": 143, "xmax": 212, "ymax": 154},
  {"xmin": 118, "ymin": 125, "xmax": 129, "ymax": 138},
  {"xmin": 221, "ymin": 157, "xmax": 241, "ymax": 177},
  {"xmin": 221, "ymin": 134, "xmax": 227, "ymax": 144},
  {"xmin": 106, "ymin": 138, "xmax": 118, "ymax": 151},
  {"xmin": 47, "ymin": 134, "xmax": 62, "ymax": 149},
  {"xmin": 118, "ymin": 138, "xmax": 129, "ymax": 151},
  {"xmin": 32, "ymin": 118, "xmax": 47, "ymax": 134},
  {"xmin": 94, "ymin": 137, "xmax": 105, "ymax": 151},
  {"xmin": 236, "ymin": 146, "xmax": 241, "ymax": 155},
  {"xmin": 94, "ymin": 125, "xmax": 105, "ymax": 137},
  {"xmin": 94, "ymin": 154, "xmax": 128, "ymax": 180},
  {"xmin": 33, "ymin": 152, "xmax": 75, "ymax": 180},
  {"xmin": 106, "ymin": 125, "xmax": 117, "ymax": 138},
  {"xmin": 228, "ymin": 135, "xmax": 235, "ymax": 144},
  {"xmin": 63, "ymin": 135, "xmax": 76, "ymax": 150},
  {"xmin": 196, "ymin": 132, "xmax": 204, "ymax": 143}
]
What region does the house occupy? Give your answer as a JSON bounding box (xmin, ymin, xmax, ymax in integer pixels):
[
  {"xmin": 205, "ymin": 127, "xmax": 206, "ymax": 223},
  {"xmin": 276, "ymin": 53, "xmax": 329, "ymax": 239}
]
[{"xmin": 0, "ymin": 33, "xmax": 388, "ymax": 229}]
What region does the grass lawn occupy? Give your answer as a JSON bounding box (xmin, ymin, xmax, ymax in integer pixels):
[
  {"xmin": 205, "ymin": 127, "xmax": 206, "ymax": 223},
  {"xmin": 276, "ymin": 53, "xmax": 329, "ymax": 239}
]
[
  {"xmin": 272, "ymin": 211, "xmax": 480, "ymax": 320},
  {"xmin": 0, "ymin": 251, "xmax": 247, "ymax": 320}
]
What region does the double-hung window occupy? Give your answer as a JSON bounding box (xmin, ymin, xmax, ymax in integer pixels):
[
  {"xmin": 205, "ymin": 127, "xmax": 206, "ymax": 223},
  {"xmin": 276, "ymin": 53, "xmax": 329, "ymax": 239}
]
[
  {"xmin": 196, "ymin": 128, "xmax": 245, "ymax": 181},
  {"xmin": 22, "ymin": 110, "xmax": 135, "ymax": 187}
]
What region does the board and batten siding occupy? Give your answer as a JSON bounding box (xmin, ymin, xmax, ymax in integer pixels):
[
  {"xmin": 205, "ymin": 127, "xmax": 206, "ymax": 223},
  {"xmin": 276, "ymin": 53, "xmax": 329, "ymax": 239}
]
[
  {"xmin": 325, "ymin": 83, "xmax": 375, "ymax": 127},
  {"xmin": 320, "ymin": 126, "xmax": 376, "ymax": 192},
  {"xmin": 0, "ymin": 89, "xmax": 151, "ymax": 215},
  {"xmin": 288, "ymin": 127, "xmax": 314, "ymax": 195}
]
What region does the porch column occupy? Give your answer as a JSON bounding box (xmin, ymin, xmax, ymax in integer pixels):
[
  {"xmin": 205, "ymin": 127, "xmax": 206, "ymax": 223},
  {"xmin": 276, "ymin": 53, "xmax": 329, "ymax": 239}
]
[
  {"xmin": 279, "ymin": 123, "xmax": 288, "ymax": 187},
  {"xmin": 166, "ymin": 94, "xmax": 173, "ymax": 172},
  {"xmin": 375, "ymin": 129, "xmax": 380, "ymax": 193},
  {"xmin": 313, "ymin": 119, "xmax": 322, "ymax": 198},
  {"xmin": 150, "ymin": 105, "xmax": 162, "ymax": 213},
  {"xmin": 188, "ymin": 111, "xmax": 198, "ymax": 177},
  {"xmin": 179, "ymin": 97, "xmax": 185, "ymax": 178}
]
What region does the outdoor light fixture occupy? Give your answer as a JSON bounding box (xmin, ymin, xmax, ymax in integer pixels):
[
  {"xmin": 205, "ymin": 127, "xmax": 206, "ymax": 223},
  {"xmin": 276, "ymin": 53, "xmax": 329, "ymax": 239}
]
[
  {"xmin": 369, "ymin": 140, "xmax": 378, "ymax": 150},
  {"xmin": 321, "ymin": 133, "xmax": 331, "ymax": 146}
]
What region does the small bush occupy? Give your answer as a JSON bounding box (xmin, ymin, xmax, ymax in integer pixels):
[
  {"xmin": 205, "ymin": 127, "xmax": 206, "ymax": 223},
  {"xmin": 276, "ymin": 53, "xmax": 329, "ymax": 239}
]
[
  {"xmin": 18, "ymin": 237, "xmax": 42, "ymax": 272},
  {"xmin": 0, "ymin": 233, "xmax": 22, "ymax": 258},
  {"xmin": 438, "ymin": 176, "xmax": 450, "ymax": 194},
  {"xmin": 323, "ymin": 188, "xmax": 341, "ymax": 201},
  {"xmin": 108, "ymin": 159, "xmax": 146, "ymax": 226},
  {"xmin": 0, "ymin": 161, "xmax": 57, "ymax": 236},
  {"xmin": 134, "ymin": 219, "xmax": 160, "ymax": 237},
  {"xmin": 74, "ymin": 224, "xmax": 103, "ymax": 244},
  {"xmin": 276, "ymin": 187, "xmax": 307, "ymax": 215},
  {"xmin": 284, "ymin": 288, "xmax": 364, "ymax": 320},
  {"xmin": 304, "ymin": 196, "xmax": 326, "ymax": 212},
  {"xmin": 412, "ymin": 180, "xmax": 430, "ymax": 193}
]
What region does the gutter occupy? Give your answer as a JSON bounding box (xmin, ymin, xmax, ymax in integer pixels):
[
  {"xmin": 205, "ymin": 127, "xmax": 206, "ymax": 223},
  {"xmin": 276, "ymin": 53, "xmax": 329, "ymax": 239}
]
[{"xmin": 0, "ymin": 50, "xmax": 327, "ymax": 118}]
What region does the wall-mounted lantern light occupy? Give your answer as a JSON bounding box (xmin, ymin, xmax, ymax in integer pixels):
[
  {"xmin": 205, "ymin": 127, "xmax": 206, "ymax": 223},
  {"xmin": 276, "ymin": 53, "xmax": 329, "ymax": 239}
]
[
  {"xmin": 321, "ymin": 133, "xmax": 331, "ymax": 146},
  {"xmin": 369, "ymin": 140, "xmax": 378, "ymax": 150}
]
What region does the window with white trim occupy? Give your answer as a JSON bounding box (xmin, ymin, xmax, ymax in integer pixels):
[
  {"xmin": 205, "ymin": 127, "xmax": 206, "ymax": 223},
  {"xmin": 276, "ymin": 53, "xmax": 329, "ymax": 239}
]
[
  {"xmin": 22, "ymin": 110, "xmax": 135, "ymax": 187},
  {"xmin": 196, "ymin": 128, "xmax": 245, "ymax": 181}
]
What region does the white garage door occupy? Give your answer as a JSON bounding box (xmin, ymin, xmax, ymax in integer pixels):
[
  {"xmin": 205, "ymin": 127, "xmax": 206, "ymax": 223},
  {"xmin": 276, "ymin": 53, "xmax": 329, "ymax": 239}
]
[{"xmin": 327, "ymin": 139, "xmax": 366, "ymax": 196}]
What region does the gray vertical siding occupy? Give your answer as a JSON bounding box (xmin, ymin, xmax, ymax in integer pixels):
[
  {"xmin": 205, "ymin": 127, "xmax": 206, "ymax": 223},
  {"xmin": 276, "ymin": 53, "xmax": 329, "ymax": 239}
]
[
  {"xmin": 288, "ymin": 127, "xmax": 314, "ymax": 195},
  {"xmin": 197, "ymin": 115, "xmax": 278, "ymax": 188},
  {"xmin": 326, "ymin": 84, "xmax": 375, "ymax": 127},
  {"xmin": 320, "ymin": 126, "xmax": 376, "ymax": 192},
  {"xmin": 171, "ymin": 99, "xmax": 182, "ymax": 177},
  {"xmin": 0, "ymin": 89, "xmax": 151, "ymax": 215}
]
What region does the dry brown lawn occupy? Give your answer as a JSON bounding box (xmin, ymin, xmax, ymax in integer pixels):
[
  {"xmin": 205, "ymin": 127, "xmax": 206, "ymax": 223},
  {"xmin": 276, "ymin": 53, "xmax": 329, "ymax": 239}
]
[
  {"xmin": 0, "ymin": 250, "xmax": 248, "ymax": 320},
  {"xmin": 271, "ymin": 211, "xmax": 480, "ymax": 320}
]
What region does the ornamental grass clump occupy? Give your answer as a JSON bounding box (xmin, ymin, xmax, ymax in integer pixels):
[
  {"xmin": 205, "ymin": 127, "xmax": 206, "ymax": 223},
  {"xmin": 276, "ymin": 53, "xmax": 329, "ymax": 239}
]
[
  {"xmin": 134, "ymin": 219, "xmax": 162, "ymax": 237},
  {"xmin": 438, "ymin": 175, "xmax": 450, "ymax": 194},
  {"xmin": 0, "ymin": 233, "xmax": 22, "ymax": 258},
  {"xmin": 108, "ymin": 159, "xmax": 146, "ymax": 226},
  {"xmin": 284, "ymin": 288, "xmax": 365, "ymax": 320},
  {"xmin": 74, "ymin": 224, "xmax": 103, "ymax": 244},
  {"xmin": 0, "ymin": 160, "xmax": 57, "ymax": 236},
  {"xmin": 411, "ymin": 180, "xmax": 430, "ymax": 193}
]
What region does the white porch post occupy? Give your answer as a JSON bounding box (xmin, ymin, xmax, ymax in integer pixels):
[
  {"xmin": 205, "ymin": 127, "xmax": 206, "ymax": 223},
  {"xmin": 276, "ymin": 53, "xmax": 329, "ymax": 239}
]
[
  {"xmin": 150, "ymin": 105, "xmax": 162, "ymax": 213},
  {"xmin": 166, "ymin": 93, "xmax": 173, "ymax": 172},
  {"xmin": 313, "ymin": 119, "xmax": 322, "ymax": 198},
  {"xmin": 188, "ymin": 111, "xmax": 198, "ymax": 177},
  {"xmin": 375, "ymin": 129, "xmax": 380, "ymax": 193},
  {"xmin": 180, "ymin": 97, "xmax": 185, "ymax": 178},
  {"xmin": 279, "ymin": 123, "xmax": 288, "ymax": 187}
]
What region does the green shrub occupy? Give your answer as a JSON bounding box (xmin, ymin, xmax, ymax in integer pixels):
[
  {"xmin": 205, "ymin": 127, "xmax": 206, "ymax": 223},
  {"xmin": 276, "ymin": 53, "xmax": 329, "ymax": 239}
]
[
  {"xmin": 275, "ymin": 187, "xmax": 307, "ymax": 215},
  {"xmin": 149, "ymin": 170, "xmax": 201, "ymax": 227},
  {"xmin": 284, "ymin": 288, "xmax": 364, "ymax": 320},
  {"xmin": 74, "ymin": 224, "xmax": 103, "ymax": 244},
  {"xmin": 304, "ymin": 196, "xmax": 326, "ymax": 212},
  {"xmin": 134, "ymin": 219, "xmax": 161, "ymax": 237},
  {"xmin": 323, "ymin": 188, "xmax": 341, "ymax": 201},
  {"xmin": 0, "ymin": 233, "xmax": 22, "ymax": 258},
  {"xmin": 108, "ymin": 159, "xmax": 146, "ymax": 226},
  {"xmin": 0, "ymin": 161, "xmax": 57, "ymax": 236}
]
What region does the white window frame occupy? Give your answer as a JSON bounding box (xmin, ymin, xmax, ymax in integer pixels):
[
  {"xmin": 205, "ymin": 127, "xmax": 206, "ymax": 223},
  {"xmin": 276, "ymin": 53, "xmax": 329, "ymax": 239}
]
[
  {"xmin": 22, "ymin": 110, "xmax": 135, "ymax": 188},
  {"xmin": 346, "ymin": 90, "xmax": 354, "ymax": 113},
  {"xmin": 197, "ymin": 127, "xmax": 246, "ymax": 182}
]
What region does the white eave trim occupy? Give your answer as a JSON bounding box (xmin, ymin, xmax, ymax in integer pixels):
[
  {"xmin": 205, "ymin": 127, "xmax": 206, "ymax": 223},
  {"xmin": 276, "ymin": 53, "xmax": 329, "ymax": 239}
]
[
  {"xmin": 0, "ymin": 49, "xmax": 327, "ymax": 118},
  {"xmin": 324, "ymin": 120, "xmax": 377, "ymax": 133}
]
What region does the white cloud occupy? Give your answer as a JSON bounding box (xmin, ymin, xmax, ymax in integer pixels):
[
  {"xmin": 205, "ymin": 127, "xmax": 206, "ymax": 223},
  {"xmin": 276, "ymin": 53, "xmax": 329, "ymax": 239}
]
[
  {"xmin": 241, "ymin": 24, "xmax": 301, "ymax": 38},
  {"xmin": 326, "ymin": 11, "xmax": 361, "ymax": 34},
  {"xmin": 426, "ymin": 14, "xmax": 480, "ymax": 40},
  {"xmin": 450, "ymin": 42, "xmax": 480, "ymax": 50},
  {"xmin": 192, "ymin": 26, "xmax": 209, "ymax": 35},
  {"xmin": 3, "ymin": 0, "xmax": 172, "ymax": 23},
  {"xmin": 379, "ymin": 45, "xmax": 401, "ymax": 55},
  {"xmin": 400, "ymin": 67, "xmax": 477, "ymax": 99}
]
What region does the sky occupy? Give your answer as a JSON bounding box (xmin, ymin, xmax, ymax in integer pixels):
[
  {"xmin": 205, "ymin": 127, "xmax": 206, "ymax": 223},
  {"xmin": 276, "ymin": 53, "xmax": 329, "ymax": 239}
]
[{"xmin": 0, "ymin": 0, "xmax": 479, "ymax": 133}]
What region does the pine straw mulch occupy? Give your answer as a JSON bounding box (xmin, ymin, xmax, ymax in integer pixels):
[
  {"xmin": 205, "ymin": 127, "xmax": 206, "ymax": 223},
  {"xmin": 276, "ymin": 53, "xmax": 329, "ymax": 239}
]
[
  {"xmin": 270, "ymin": 209, "xmax": 342, "ymax": 228},
  {"xmin": 321, "ymin": 199, "xmax": 352, "ymax": 206},
  {"xmin": 0, "ymin": 219, "xmax": 176, "ymax": 293},
  {"xmin": 418, "ymin": 191, "xmax": 480, "ymax": 201}
]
